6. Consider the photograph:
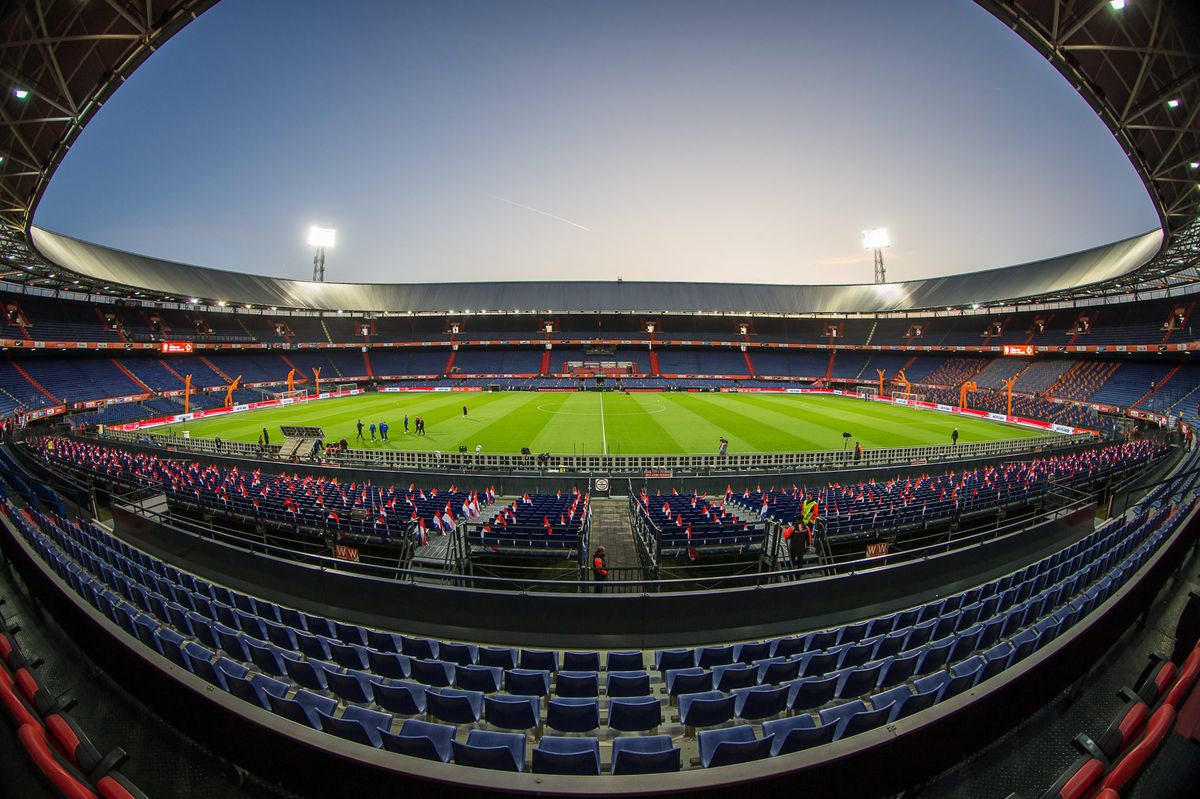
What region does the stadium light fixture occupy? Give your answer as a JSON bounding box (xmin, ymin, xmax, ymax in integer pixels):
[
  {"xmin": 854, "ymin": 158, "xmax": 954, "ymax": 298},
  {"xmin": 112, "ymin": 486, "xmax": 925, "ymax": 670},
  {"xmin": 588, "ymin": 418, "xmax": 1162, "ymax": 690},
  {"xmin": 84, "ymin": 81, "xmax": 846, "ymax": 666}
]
[
  {"xmin": 307, "ymin": 226, "xmax": 336, "ymax": 248},
  {"xmin": 1190, "ymin": 162, "xmax": 1200, "ymax": 169},
  {"xmin": 307, "ymin": 226, "xmax": 336, "ymax": 282},
  {"xmin": 1167, "ymin": 98, "xmax": 1181, "ymax": 109},
  {"xmin": 862, "ymin": 228, "xmax": 890, "ymax": 284},
  {"xmin": 13, "ymin": 88, "xmax": 28, "ymax": 100},
  {"xmin": 1108, "ymin": 0, "xmax": 1126, "ymax": 9}
]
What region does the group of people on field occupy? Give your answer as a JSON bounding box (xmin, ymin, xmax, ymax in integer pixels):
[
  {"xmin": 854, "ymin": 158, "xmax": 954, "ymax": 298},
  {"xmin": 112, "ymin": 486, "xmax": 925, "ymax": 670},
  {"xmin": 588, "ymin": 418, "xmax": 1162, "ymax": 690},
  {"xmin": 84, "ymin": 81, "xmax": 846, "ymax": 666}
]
[{"xmin": 355, "ymin": 415, "xmax": 426, "ymax": 442}]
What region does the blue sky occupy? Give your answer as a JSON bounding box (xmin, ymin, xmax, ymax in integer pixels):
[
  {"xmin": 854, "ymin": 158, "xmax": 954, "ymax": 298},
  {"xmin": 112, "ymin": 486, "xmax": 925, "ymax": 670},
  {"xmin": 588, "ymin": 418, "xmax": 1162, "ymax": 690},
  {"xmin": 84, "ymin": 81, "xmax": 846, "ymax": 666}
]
[{"xmin": 34, "ymin": 0, "xmax": 1159, "ymax": 285}]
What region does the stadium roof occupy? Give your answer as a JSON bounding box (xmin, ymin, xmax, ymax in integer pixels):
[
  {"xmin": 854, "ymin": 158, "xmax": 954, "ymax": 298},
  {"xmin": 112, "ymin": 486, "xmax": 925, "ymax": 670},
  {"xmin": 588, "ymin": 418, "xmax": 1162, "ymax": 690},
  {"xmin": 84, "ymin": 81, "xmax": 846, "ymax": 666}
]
[
  {"xmin": 0, "ymin": 0, "xmax": 1197, "ymax": 312},
  {"xmin": 29, "ymin": 225, "xmax": 1162, "ymax": 315}
]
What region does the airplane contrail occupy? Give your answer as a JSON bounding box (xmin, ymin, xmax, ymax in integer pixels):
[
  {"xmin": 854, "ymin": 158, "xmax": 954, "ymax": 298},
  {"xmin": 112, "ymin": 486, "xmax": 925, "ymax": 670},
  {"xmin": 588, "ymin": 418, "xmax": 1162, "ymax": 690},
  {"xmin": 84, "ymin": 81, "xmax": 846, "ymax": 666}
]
[{"xmin": 493, "ymin": 195, "xmax": 591, "ymax": 231}]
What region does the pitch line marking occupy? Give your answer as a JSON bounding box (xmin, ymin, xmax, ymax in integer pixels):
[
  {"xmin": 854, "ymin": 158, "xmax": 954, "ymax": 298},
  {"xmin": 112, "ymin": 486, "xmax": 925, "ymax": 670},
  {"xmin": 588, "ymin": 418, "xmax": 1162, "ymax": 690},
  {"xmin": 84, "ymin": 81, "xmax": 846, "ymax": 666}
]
[{"xmin": 599, "ymin": 392, "xmax": 608, "ymax": 454}]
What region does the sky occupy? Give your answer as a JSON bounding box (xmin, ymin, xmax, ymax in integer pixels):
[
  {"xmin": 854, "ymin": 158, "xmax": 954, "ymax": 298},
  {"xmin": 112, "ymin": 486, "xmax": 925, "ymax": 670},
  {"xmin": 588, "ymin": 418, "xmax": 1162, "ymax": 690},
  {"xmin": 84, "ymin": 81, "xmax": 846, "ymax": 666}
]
[{"xmin": 34, "ymin": 0, "xmax": 1160, "ymax": 286}]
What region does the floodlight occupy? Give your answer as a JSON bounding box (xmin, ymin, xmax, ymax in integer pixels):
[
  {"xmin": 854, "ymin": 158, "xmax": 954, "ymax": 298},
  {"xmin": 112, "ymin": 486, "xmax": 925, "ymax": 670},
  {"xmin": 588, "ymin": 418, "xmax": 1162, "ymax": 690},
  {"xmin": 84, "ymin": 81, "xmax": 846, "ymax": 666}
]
[
  {"xmin": 1109, "ymin": 0, "xmax": 1126, "ymax": 9},
  {"xmin": 862, "ymin": 228, "xmax": 890, "ymax": 249},
  {"xmin": 1190, "ymin": 162, "xmax": 1200, "ymax": 169},
  {"xmin": 307, "ymin": 226, "xmax": 337, "ymax": 248},
  {"xmin": 0, "ymin": 156, "xmax": 5, "ymax": 164},
  {"xmin": 13, "ymin": 88, "xmax": 28, "ymax": 99},
  {"xmin": 1167, "ymin": 98, "xmax": 1181, "ymax": 109}
]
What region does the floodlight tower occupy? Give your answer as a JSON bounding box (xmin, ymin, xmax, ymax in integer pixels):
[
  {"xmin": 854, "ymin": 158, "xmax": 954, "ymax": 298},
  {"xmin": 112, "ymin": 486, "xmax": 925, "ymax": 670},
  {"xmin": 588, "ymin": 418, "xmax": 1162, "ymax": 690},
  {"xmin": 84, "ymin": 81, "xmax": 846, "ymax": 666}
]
[
  {"xmin": 862, "ymin": 228, "xmax": 890, "ymax": 284},
  {"xmin": 308, "ymin": 226, "xmax": 336, "ymax": 282}
]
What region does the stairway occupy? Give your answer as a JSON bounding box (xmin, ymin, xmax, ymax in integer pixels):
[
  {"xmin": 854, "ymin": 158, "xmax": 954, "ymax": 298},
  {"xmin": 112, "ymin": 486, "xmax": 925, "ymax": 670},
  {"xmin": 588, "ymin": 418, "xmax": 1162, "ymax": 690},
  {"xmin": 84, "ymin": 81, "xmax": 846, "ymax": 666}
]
[
  {"xmin": 1132, "ymin": 363, "xmax": 1181, "ymax": 408},
  {"xmin": 742, "ymin": 350, "xmax": 756, "ymax": 378},
  {"xmin": 319, "ymin": 318, "xmax": 334, "ymax": 344},
  {"xmin": 363, "ymin": 351, "xmax": 375, "ymax": 378},
  {"xmin": 649, "ymin": 351, "xmax": 660, "ymax": 377},
  {"xmin": 111, "ymin": 360, "xmax": 153, "ymax": 393},
  {"xmin": 158, "ymin": 359, "xmax": 186, "ymax": 386},
  {"xmin": 823, "ymin": 352, "xmax": 835, "ymax": 381},
  {"xmin": 1162, "ymin": 301, "xmax": 1196, "ymax": 344},
  {"xmin": 443, "ymin": 350, "xmax": 456, "ymax": 376},
  {"xmin": 863, "ymin": 320, "xmax": 878, "ymax": 347},
  {"xmin": 540, "ymin": 350, "xmax": 551, "ymax": 376},
  {"xmin": 200, "ymin": 356, "xmax": 234, "ymax": 383},
  {"xmin": 1026, "ymin": 313, "xmax": 1053, "ymax": 345},
  {"xmin": 10, "ymin": 361, "xmax": 59, "ymax": 403},
  {"xmin": 279, "ymin": 355, "xmax": 307, "ymax": 383}
]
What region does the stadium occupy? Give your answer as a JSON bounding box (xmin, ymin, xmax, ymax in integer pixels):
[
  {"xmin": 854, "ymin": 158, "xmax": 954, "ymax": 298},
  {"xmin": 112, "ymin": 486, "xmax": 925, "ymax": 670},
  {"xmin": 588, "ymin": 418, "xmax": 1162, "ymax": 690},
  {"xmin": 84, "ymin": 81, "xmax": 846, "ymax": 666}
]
[{"xmin": 0, "ymin": 1, "xmax": 1199, "ymax": 798}]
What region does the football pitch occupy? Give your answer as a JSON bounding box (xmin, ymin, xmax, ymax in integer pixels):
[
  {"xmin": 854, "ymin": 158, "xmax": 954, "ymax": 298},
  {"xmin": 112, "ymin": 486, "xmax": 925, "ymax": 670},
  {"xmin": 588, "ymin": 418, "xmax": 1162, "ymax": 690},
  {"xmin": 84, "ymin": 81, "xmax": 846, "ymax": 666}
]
[{"xmin": 167, "ymin": 391, "xmax": 1055, "ymax": 456}]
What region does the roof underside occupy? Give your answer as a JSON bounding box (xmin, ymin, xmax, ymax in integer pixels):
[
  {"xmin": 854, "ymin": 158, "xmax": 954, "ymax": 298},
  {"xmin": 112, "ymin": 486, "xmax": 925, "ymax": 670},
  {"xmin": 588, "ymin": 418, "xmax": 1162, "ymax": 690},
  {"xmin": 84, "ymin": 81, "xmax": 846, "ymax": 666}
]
[{"xmin": 0, "ymin": 0, "xmax": 1197, "ymax": 312}]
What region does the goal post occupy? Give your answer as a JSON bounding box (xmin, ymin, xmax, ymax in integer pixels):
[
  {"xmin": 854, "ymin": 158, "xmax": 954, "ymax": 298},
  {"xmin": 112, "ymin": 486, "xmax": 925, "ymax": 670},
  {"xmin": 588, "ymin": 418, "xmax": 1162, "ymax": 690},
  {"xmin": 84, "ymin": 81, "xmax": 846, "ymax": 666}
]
[
  {"xmin": 858, "ymin": 385, "xmax": 879, "ymax": 400},
  {"xmin": 271, "ymin": 388, "xmax": 309, "ymax": 401},
  {"xmin": 892, "ymin": 391, "xmax": 927, "ymax": 405},
  {"xmin": 333, "ymin": 382, "xmax": 358, "ymax": 394}
]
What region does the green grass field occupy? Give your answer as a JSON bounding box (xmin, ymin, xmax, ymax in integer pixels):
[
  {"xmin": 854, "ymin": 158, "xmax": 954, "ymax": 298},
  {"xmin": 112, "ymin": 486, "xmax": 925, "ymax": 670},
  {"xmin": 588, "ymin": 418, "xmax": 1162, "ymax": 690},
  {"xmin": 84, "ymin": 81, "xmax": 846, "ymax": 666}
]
[{"xmin": 165, "ymin": 391, "xmax": 1055, "ymax": 456}]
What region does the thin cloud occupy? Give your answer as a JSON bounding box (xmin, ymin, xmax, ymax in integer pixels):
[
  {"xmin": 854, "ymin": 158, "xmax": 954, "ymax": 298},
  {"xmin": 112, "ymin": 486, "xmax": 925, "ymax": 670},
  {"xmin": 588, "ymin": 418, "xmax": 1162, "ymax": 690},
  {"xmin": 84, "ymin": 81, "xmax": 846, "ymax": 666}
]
[{"xmin": 493, "ymin": 196, "xmax": 591, "ymax": 232}]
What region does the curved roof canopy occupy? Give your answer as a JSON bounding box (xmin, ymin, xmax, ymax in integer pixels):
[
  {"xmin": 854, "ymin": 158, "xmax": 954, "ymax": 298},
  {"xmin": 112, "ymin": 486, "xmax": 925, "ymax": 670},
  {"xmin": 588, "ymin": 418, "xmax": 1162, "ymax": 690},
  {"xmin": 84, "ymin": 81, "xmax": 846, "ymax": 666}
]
[
  {"xmin": 0, "ymin": 0, "xmax": 1197, "ymax": 312},
  {"xmin": 31, "ymin": 225, "xmax": 1161, "ymax": 315}
]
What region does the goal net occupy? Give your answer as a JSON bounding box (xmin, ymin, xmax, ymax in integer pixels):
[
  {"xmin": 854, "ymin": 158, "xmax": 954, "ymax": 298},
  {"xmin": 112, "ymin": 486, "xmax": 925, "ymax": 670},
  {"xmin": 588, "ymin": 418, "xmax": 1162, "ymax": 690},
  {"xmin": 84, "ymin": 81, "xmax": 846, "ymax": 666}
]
[
  {"xmin": 892, "ymin": 391, "xmax": 927, "ymax": 405},
  {"xmin": 272, "ymin": 388, "xmax": 309, "ymax": 401},
  {"xmin": 334, "ymin": 382, "xmax": 358, "ymax": 394},
  {"xmin": 858, "ymin": 386, "xmax": 880, "ymax": 400}
]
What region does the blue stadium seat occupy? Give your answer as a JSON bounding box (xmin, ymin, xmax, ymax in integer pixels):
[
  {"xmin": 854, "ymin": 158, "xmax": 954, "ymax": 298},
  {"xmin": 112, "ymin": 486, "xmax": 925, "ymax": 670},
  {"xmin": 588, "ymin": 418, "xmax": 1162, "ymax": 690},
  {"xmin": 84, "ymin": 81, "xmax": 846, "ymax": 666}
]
[
  {"xmin": 533, "ymin": 736, "xmax": 601, "ymax": 776},
  {"xmin": 734, "ymin": 642, "xmax": 771, "ymax": 664},
  {"xmin": 606, "ymin": 651, "xmax": 644, "ymax": 671},
  {"xmin": 327, "ymin": 640, "xmax": 369, "ymax": 671},
  {"xmin": 478, "ymin": 647, "xmax": 518, "ymax": 671},
  {"xmin": 606, "ymin": 671, "xmax": 651, "ymax": 698},
  {"xmin": 763, "ymin": 714, "xmax": 837, "ymax": 756},
  {"xmin": 371, "ymin": 680, "xmax": 426, "ymax": 715},
  {"xmin": 439, "ymin": 642, "xmax": 478, "ymax": 667},
  {"xmin": 411, "ymin": 658, "xmax": 456, "ymax": 687},
  {"xmin": 546, "ymin": 697, "xmax": 600, "ymax": 734},
  {"xmin": 556, "ymin": 671, "xmax": 600, "ymax": 698},
  {"xmin": 732, "ymin": 685, "xmax": 789, "ymax": 721},
  {"xmin": 654, "ymin": 648, "xmax": 697, "ymax": 672},
  {"xmin": 608, "ymin": 696, "xmax": 663, "ymax": 732},
  {"xmin": 505, "ymin": 668, "xmax": 552, "ymax": 697},
  {"xmin": 698, "ymin": 724, "xmax": 773, "ymax": 768},
  {"xmin": 326, "ymin": 669, "xmax": 374, "ymax": 704},
  {"xmin": 697, "ymin": 645, "xmax": 735, "ymax": 668},
  {"xmin": 267, "ymin": 689, "xmax": 337, "ymax": 729},
  {"xmin": 679, "ymin": 690, "xmax": 735, "ymax": 732},
  {"xmin": 665, "ymin": 667, "xmax": 713, "ymax": 698},
  {"xmin": 366, "ymin": 649, "xmax": 411, "ymax": 680},
  {"xmin": 758, "ymin": 657, "xmax": 803, "ymax": 685},
  {"xmin": 484, "ymin": 694, "xmax": 541, "ymax": 733},
  {"xmin": 453, "ymin": 730, "xmax": 526, "ymax": 772},
  {"xmin": 611, "ymin": 735, "xmax": 680, "ymax": 775},
  {"xmin": 226, "ymin": 673, "xmax": 289, "ymax": 711},
  {"xmin": 456, "ymin": 665, "xmax": 503, "ymax": 694},
  {"xmin": 836, "ymin": 661, "xmax": 885, "ymax": 699},
  {"xmin": 713, "ymin": 664, "xmax": 758, "ymax": 692},
  {"xmin": 282, "ymin": 655, "xmax": 329, "ymax": 692},
  {"xmin": 316, "ymin": 706, "xmax": 393, "ymax": 748},
  {"xmin": 787, "ymin": 674, "xmax": 838, "ymax": 711},
  {"xmin": 381, "ymin": 719, "xmax": 455, "ymax": 762},
  {"xmin": 519, "ymin": 649, "xmax": 559, "ymax": 672},
  {"xmin": 561, "ymin": 651, "xmax": 601, "ymax": 672},
  {"xmin": 426, "ymin": 688, "xmax": 484, "ymax": 725}
]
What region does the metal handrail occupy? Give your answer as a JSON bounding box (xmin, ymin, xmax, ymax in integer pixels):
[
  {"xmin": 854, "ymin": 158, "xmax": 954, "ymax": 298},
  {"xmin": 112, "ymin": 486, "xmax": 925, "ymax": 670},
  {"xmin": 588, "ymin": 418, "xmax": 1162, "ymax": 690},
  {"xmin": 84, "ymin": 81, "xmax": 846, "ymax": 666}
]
[{"xmin": 99, "ymin": 426, "xmax": 1086, "ymax": 477}]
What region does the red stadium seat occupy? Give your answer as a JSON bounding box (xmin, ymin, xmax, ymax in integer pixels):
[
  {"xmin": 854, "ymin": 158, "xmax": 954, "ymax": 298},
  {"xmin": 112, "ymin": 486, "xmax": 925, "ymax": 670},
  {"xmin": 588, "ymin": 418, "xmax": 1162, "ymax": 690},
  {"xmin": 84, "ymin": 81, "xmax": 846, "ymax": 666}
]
[{"xmin": 1099, "ymin": 704, "xmax": 1176, "ymax": 794}]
